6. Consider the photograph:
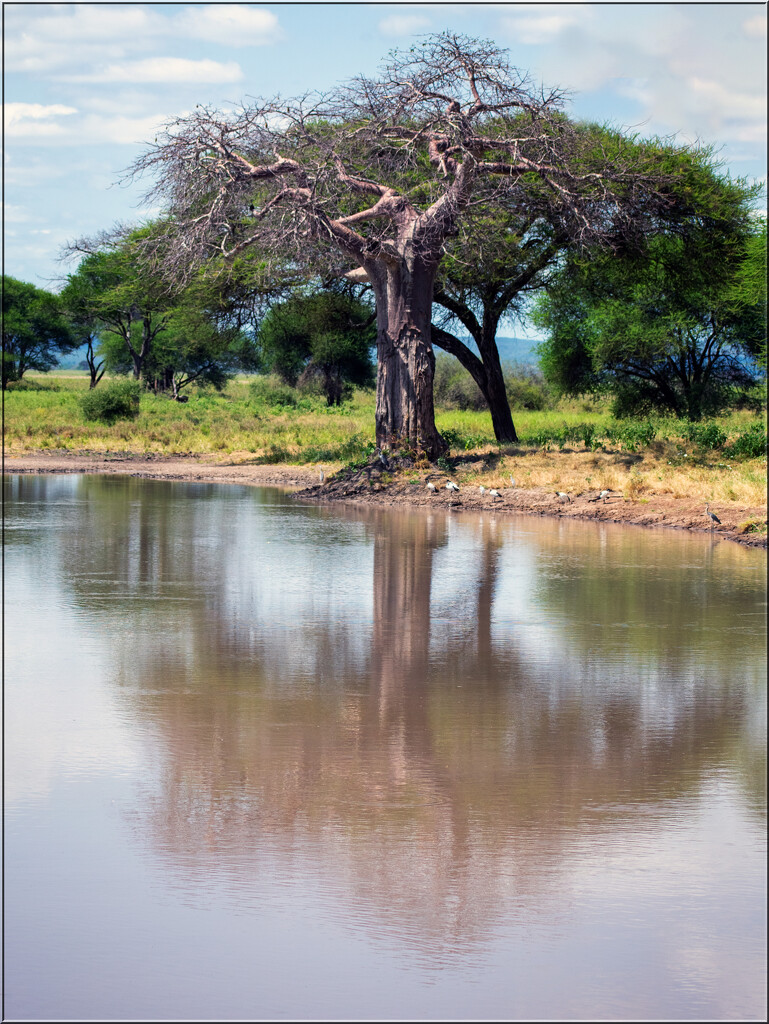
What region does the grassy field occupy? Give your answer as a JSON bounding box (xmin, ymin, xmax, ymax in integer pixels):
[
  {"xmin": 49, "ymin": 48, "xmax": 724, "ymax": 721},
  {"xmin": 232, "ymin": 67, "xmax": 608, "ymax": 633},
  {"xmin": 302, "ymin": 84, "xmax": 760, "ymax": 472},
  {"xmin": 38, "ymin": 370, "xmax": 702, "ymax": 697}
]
[{"xmin": 5, "ymin": 370, "xmax": 767, "ymax": 511}]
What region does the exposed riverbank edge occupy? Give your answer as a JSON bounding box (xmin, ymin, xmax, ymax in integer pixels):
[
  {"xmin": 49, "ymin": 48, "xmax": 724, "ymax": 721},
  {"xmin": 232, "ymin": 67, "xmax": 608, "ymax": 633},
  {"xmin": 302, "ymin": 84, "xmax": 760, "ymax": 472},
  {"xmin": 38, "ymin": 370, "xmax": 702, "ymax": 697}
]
[{"xmin": 5, "ymin": 451, "xmax": 767, "ymax": 548}]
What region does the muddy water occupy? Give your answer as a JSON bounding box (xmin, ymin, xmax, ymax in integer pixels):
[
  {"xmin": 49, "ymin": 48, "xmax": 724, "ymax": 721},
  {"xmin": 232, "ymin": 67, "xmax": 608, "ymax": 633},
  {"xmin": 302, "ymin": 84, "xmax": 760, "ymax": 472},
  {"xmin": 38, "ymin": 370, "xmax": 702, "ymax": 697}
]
[{"xmin": 4, "ymin": 474, "xmax": 766, "ymax": 1020}]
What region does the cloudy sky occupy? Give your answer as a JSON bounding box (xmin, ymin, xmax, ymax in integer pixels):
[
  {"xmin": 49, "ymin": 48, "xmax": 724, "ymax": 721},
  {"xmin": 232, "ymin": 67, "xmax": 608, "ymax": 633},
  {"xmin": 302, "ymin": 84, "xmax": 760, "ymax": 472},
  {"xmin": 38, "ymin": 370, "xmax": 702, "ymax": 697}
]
[{"xmin": 4, "ymin": 2, "xmax": 767, "ymax": 290}]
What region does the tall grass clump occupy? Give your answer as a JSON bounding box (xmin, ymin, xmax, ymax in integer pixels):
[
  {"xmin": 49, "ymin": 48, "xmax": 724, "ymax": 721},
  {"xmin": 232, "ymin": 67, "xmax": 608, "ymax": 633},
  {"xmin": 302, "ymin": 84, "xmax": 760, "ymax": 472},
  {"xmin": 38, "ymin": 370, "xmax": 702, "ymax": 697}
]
[{"xmin": 80, "ymin": 379, "xmax": 141, "ymax": 423}]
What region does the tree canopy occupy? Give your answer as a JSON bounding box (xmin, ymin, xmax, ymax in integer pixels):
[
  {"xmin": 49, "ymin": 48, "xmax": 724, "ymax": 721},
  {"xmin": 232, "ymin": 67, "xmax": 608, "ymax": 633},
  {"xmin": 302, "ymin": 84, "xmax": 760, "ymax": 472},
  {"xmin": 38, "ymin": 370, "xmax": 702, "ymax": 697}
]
[
  {"xmin": 62, "ymin": 230, "xmax": 261, "ymax": 395},
  {"xmin": 534, "ymin": 212, "xmax": 766, "ymax": 420},
  {"xmin": 129, "ymin": 33, "xmax": 686, "ymax": 457},
  {"xmin": 2, "ymin": 276, "xmax": 76, "ymax": 388},
  {"xmin": 258, "ymin": 288, "xmax": 375, "ymax": 405}
]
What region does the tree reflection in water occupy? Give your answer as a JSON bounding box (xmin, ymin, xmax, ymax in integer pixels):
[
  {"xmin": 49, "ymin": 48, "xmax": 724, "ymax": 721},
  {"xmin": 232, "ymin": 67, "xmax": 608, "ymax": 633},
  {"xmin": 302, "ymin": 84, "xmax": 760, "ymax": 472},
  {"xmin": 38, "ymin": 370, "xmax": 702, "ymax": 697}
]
[{"xmin": 15, "ymin": 473, "xmax": 764, "ymax": 960}]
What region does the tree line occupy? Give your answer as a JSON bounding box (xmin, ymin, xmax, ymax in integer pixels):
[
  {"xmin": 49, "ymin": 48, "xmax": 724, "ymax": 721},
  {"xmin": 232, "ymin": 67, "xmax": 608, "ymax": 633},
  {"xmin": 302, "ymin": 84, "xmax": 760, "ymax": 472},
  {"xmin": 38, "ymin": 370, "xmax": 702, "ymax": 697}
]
[{"xmin": 3, "ymin": 33, "xmax": 765, "ymax": 436}]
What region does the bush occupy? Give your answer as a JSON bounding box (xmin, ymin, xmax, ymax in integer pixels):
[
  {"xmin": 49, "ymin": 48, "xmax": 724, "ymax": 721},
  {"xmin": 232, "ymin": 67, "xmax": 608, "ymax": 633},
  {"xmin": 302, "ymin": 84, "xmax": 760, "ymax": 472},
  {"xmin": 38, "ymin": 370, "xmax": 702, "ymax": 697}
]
[
  {"xmin": 433, "ymin": 355, "xmax": 486, "ymax": 411},
  {"xmin": 684, "ymin": 421, "xmax": 728, "ymax": 449},
  {"xmin": 504, "ymin": 364, "xmax": 552, "ymax": 411},
  {"xmin": 5, "ymin": 377, "xmax": 58, "ymax": 392},
  {"xmin": 80, "ymin": 379, "xmax": 141, "ymax": 423},
  {"xmin": 249, "ymin": 375, "xmax": 299, "ymax": 409},
  {"xmin": 724, "ymin": 422, "xmax": 767, "ymax": 459}
]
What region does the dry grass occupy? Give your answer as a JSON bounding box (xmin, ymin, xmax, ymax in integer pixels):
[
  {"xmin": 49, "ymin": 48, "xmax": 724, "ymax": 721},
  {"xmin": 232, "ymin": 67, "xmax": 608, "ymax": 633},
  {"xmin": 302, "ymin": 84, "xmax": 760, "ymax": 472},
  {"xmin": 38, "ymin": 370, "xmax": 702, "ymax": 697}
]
[{"xmin": 447, "ymin": 446, "xmax": 766, "ymax": 509}]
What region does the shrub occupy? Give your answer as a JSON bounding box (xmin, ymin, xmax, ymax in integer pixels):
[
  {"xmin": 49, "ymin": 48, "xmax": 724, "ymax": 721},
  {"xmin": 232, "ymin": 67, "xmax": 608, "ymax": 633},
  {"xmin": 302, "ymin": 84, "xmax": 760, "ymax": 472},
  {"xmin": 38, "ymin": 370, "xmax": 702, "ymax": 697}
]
[
  {"xmin": 504, "ymin": 364, "xmax": 552, "ymax": 411},
  {"xmin": 724, "ymin": 423, "xmax": 767, "ymax": 459},
  {"xmin": 80, "ymin": 379, "xmax": 141, "ymax": 423},
  {"xmin": 433, "ymin": 355, "xmax": 486, "ymax": 411},
  {"xmin": 5, "ymin": 377, "xmax": 58, "ymax": 392},
  {"xmin": 684, "ymin": 422, "xmax": 728, "ymax": 449},
  {"xmin": 249, "ymin": 375, "xmax": 299, "ymax": 408}
]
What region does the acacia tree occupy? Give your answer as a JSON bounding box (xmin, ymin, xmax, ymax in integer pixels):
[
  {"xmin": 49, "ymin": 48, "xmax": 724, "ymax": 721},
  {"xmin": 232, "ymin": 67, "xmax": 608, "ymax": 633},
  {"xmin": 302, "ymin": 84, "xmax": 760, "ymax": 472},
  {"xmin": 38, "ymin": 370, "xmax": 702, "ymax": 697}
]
[
  {"xmin": 1, "ymin": 276, "xmax": 76, "ymax": 387},
  {"xmin": 430, "ymin": 199, "xmax": 564, "ymax": 441},
  {"xmin": 64, "ymin": 231, "xmax": 177, "ymax": 381},
  {"xmin": 131, "ymin": 33, "xmax": 679, "ymax": 458},
  {"xmin": 258, "ymin": 289, "xmax": 376, "ymax": 405},
  {"xmin": 534, "ymin": 217, "xmax": 766, "ymax": 419}
]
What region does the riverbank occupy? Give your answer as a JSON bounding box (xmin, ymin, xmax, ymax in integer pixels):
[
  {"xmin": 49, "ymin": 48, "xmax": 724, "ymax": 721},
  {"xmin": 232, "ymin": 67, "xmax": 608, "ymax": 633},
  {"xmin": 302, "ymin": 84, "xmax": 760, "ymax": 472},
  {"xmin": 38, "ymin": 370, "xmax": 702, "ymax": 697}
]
[{"xmin": 6, "ymin": 450, "xmax": 766, "ymax": 548}]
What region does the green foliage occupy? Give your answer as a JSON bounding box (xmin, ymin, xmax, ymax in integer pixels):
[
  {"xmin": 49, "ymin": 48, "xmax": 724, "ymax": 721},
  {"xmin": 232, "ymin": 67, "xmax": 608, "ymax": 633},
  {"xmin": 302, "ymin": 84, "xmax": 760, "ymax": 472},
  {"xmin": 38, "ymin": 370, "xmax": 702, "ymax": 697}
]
[
  {"xmin": 724, "ymin": 423, "xmax": 767, "ymax": 459},
  {"xmin": 433, "ymin": 355, "xmax": 485, "ymax": 411},
  {"xmin": 249, "ymin": 375, "xmax": 300, "ymax": 409},
  {"xmin": 61, "ymin": 228, "xmax": 261, "ymax": 394},
  {"xmin": 684, "ymin": 422, "xmax": 728, "ymax": 450},
  {"xmin": 258, "ymin": 289, "xmax": 375, "ymax": 405},
  {"xmin": 433, "ymin": 353, "xmax": 552, "ymax": 413},
  {"xmin": 2, "ymin": 276, "xmax": 77, "ymax": 387},
  {"xmin": 5, "ymin": 377, "xmax": 59, "ymax": 392},
  {"xmin": 80, "ymin": 379, "xmax": 142, "ymax": 423},
  {"xmin": 522, "ymin": 419, "xmax": 658, "ymax": 452},
  {"xmin": 534, "ymin": 165, "xmax": 766, "ymax": 421},
  {"xmin": 504, "ymin": 365, "xmax": 553, "ymax": 411}
]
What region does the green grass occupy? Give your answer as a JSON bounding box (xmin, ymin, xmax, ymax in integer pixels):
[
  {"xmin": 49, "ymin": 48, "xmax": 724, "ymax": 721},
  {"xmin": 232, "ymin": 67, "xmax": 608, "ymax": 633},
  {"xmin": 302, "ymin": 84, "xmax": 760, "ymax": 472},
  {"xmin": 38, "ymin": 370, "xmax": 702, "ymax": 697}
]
[{"xmin": 5, "ymin": 372, "xmax": 766, "ymax": 508}]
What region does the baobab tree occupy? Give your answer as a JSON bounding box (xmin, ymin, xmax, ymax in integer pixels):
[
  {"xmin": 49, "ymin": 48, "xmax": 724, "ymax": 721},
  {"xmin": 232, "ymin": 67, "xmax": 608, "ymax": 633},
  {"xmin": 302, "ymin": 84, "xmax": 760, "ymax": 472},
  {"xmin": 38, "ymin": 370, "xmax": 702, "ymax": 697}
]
[{"xmin": 131, "ymin": 33, "xmax": 679, "ymax": 458}]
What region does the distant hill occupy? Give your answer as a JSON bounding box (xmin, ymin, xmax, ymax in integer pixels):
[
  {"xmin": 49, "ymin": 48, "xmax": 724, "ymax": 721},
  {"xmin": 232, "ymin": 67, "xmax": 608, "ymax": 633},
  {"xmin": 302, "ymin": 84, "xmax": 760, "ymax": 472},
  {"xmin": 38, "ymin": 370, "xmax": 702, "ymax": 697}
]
[
  {"xmin": 58, "ymin": 336, "xmax": 544, "ymax": 371},
  {"xmin": 450, "ymin": 336, "xmax": 542, "ymax": 367}
]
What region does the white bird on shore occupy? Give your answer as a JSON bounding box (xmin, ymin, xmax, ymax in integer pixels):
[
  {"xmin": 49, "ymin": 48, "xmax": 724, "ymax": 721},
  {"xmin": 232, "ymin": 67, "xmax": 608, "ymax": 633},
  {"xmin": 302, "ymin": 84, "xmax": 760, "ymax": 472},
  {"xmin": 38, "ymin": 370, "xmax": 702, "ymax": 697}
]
[
  {"xmin": 509, "ymin": 476, "xmax": 516, "ymax": 487},
  {"xmin": 589, "ymin": 488, "xmax": 611, "ymax": 503},
  {"xmin": 479, "ymin": 485, "xmax": 486, "ymax": 494},
  {"xmin": 489, "ymin": 489, "xmax": 501, "ymax": 499},
  {"xmin": 555, "ymin": 491, "xmax": 571, "ymax": 503},
  {"xmin": 319, "ymin": 468, "xmax": 325, "ymax": 484},
  {"xmin": 446, "ymin": 481, "xmax": 460, "ymax": 492},
  {"xmin": 426, "ymin": 480, "xmax": 436, "ymax": 492}
]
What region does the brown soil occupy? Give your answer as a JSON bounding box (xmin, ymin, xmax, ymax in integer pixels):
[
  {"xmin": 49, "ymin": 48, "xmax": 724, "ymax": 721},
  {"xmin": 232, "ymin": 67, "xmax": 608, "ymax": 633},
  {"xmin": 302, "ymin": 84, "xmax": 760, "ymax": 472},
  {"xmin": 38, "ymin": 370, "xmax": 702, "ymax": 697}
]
[{"xmin": 5, "ymin": 449, "xmax": 766, "ymax": 548}]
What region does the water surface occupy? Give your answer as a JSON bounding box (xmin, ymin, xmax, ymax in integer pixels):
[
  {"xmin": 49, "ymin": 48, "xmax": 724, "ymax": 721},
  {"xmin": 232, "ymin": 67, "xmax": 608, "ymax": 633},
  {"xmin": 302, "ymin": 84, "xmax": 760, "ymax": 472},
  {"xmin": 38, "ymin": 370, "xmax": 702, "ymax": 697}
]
[{"xmin": 4, "ymin": 474, "xmax": 766, "ymax": 1020}]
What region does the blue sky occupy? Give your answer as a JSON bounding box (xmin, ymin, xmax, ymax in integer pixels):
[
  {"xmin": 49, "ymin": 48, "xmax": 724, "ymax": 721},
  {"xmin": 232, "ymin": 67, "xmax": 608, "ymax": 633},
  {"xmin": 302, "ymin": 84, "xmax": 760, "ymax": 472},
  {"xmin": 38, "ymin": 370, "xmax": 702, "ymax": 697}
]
[{"xmin": 5, "ymin": 2, "xmax": 767, "ymax": 305}]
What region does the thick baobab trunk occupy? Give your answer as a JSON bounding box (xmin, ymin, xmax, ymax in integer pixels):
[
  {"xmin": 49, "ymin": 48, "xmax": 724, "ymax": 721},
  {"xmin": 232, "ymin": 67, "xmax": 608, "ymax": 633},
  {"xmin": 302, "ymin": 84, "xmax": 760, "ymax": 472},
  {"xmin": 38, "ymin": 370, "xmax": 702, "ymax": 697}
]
[{"xmin": 369, "ymin": 260, "xmax": 448, "ymax": 460}]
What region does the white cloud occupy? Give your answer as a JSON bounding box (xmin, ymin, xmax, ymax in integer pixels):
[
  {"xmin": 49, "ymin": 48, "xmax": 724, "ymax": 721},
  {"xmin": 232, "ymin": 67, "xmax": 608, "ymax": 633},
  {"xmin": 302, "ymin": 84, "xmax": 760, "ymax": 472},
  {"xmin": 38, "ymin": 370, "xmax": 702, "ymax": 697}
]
[
  {"xmin": 378, "ymin": 15, "xmax": 432, "ymax": 37},
  {"xmin": 743, "ymin": 14, "xmax": 766, "ymax": 38},
  {"xmin": 176, "ymin": 5, "xmax": 283, "ymax": 47},
  {"xmin": 687, "ymin": 77, "xmax": 767, "ymax": 124},
  {"xmin": 4, "ymin": 102, "xmax": 78, "ymax": 137},
  {"xmin": 498, "ymin": 6, "xmax": 767, "ymax": 153},
  {"xmin": 3, "ymin": 203, "xmax": 32, "ymax": 224},
  {"xmin": 78, "ymin": 112, "xmax": 177, "ymax": 146},
  {"xmin": 5, "ymin": 4, "xmax": 281, "ymax": 76},
  {"xmin": 506, "ymin": 12, "xmax": 585, "ymax": 46},
  {"xmin": 64, "ymin": 57, "xmax": 244, "ymax": 85}
]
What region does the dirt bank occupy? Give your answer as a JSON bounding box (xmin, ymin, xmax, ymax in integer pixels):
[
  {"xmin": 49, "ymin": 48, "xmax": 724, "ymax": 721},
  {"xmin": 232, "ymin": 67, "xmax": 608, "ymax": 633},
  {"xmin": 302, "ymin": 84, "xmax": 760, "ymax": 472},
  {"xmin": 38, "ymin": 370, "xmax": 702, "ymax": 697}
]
[
  {"xmin": 5, "ymin": 450, "xmax": 766, "ymax": 548},
  {"xmin": 4, "ymin": 451, "xmax": 317, "ymax": 489}
]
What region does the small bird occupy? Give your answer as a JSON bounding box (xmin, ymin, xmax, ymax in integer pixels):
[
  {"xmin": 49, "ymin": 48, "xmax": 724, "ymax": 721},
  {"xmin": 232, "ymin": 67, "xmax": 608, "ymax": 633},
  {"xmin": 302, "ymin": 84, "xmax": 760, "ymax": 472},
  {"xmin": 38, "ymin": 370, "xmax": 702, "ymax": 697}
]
[
  {"xmin": 705, "ymin": 503, "xmax": 721, "ymax": 527},
  {"xmin": 377, "ymin": 448, "xmax": 389, "ymax": 468},
  {"xmin": 446, "ymin": 481, "xmax": 460, "ymax": 492},
  {"xmin": 426, "ymin": 480, "xmax": 436, "ymax": 492},
  {"xmin": 489, "ymin": 489, "xmax": 501, "ymax": 499},
  {"xmin": 479, "ymin": 485, "xmax": 486, "ymax": 494},
  {"xmin": 555, "ymin": 491, "xmax": 571, "ymax": 503},
  {"xmin": 319, "ymin": 468, "xmax": 325, "ymax": 484},
  {"xmin": 509, "ymin": 476, "xmax": 516, "ymax": 487}
]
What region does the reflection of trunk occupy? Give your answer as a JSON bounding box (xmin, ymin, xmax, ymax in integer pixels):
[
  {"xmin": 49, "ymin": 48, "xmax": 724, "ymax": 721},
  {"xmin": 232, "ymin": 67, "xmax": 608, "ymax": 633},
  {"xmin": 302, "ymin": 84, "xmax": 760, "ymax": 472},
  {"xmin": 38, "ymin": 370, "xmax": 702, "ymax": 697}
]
[
  {"xmin": 369, "ymin": 513, "xmax": 443, "ymax": 753},
  {"xmin": 476, "ymin": 520, "xmax": 502, "ymax": 656},
  {"xmin": 368, "ymin": 261, "xmax": 448, "ymax": 460}
]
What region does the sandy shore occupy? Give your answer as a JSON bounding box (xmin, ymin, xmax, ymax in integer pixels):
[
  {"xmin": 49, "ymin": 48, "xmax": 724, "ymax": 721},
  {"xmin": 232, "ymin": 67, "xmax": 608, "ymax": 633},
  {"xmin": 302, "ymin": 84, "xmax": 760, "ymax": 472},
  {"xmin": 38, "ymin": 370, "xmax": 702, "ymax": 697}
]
[{"xmin": 5, "ymin": 450, "xmax": 766, "ymax": 548}]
